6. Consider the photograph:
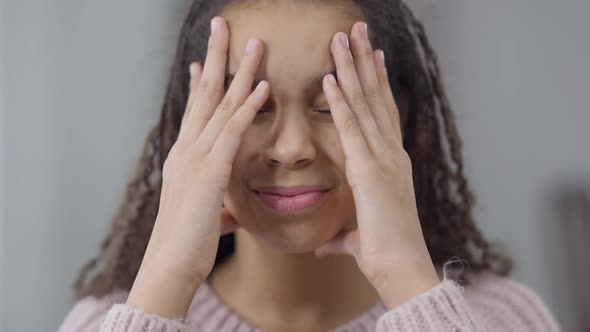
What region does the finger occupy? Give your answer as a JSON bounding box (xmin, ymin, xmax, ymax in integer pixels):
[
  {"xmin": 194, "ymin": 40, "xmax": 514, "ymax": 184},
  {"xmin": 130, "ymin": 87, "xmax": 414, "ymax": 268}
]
[
  {"xmin": 194, "ymin": 38, "xmax": 263, "ymax": 152},
  {"xmin": 180, "ymin": 62, "xmax": 203, "ymax": 133},
  {"xmin": 208, "ymin": 80, "xmax": 270, "ymax": 164},
  {"xmin": 331, "ymin": 32, "xmax": 385, "ymax": 154},
  {"xmin": 315, "ymin": 238, "xmax": 348, "ymax": 257},
  {"xmin": 322, "ymin": 74, "xmax": 370, "ymax": 161},
  {"xmin": 349, "ymin": 23, "xmax": 396, "ymax": 146},
  {"xmin": 178, "ymin": 16, "xmax": 229, "ymax": 145},
  {"xmin": 220, "ymin": 207, "xmax": 241, "ymax": 236},
  {"xmin": 315, "ymin": 230, "xmax": 360, "ymax": 258},
  {"xmin": 373, "ymin": 49, "xmax": 403, "ymax": 145}
]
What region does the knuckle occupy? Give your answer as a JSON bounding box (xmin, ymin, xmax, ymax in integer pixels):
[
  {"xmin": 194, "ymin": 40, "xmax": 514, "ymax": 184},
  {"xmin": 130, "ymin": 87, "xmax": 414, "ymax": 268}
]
[
  {"xmin": 351, "ymin": 93, "xmax": 370, "ymax": 112},
  {"xmin": 382, "ymin": 151, "xmax": 412, "ymax": 175},
  {"xmin": 343, "ymin": 116, "xmax": 360, "ymax": 134},
  {"xmin": 203, "ymin": 155, "xmax": 233, "ymax": 186},
  {"xmin": 162, "ymin": 144, "xmax": 198, "ymax": 179},
  {"xmin": 353, "ymin": 161, "xmax": 370, "ymax": 175},
  {"xmin": 398, "ymin": 152, "xmax": 413, "ymax": 171},
  {"xmin": 361, "ymin": 43, "xmax": 374, "ymax": 58},
  {"xmin": 215, "ymin": 161, "xmax": 234, "ymax": 184},
  {"xmin": 206, "ymin": 36, "xmax": 228, "ymax": 59},
  {"xmin": 162, "ymin": 152, "xmax": 181, "ymax": 179},
  {"xmin": 199, "ymin": 78, "xmax": 213, "ymax": 92},
  {"xmin": 242, "ymin": 98, "xmax": 255, "ymax": 112},
  {"xmin": 364, "ymin": 87, "xmax": 382, "ymax": 103},
  {"xmin": 363, "ymin": 161, "xmax": 381, "ymax": 176},
  {"xmin": 342, "ymin": 52, "xmax": 356, "ymax": 67},
  {"xmin": 199, "ymin": 79, "xmax": 223, "ymax": 100},
  {"xmin": 165, "ymin": 144, "xmax": 182, "ymax": 161},
  {"xmin": 331, "ymin": 90, "xmax": 345, "ymax": 105},
  {"xmin": 189, "ymin": 78, "xmax": 199, "ymax": 91},
  {"xmin": 239, "ymin": 54, "xmax": 258, "ymax": 72},
  {"xmin": 223, "ymin": 120, "xmax": 241, "ymax": 137},
  {"xmin": 217, "ymin": 95, "xmax": 234, "ymax": 112},
  {"xmin": 192, "ymin": 110, "xmax": 209, "ymax": 124}
]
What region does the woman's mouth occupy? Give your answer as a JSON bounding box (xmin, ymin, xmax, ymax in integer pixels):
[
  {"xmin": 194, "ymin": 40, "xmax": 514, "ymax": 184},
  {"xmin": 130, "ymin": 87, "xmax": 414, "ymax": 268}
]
[{"xmin": 251, "ymin": 186, "xmax": 332, "ymax": 213}]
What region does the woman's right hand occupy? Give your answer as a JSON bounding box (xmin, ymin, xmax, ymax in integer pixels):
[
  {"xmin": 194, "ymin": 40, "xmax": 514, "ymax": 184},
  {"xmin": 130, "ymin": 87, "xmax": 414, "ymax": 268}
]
[{"xmin": 126, "ymin": 16, "xmax": 269, "ymax": 319}]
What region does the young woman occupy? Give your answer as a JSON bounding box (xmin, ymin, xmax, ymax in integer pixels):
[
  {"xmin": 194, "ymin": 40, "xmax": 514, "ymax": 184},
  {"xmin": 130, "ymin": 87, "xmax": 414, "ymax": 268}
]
[{"xmin": 58, "ymin": 0, "xmax": 561, "ymax": 331}]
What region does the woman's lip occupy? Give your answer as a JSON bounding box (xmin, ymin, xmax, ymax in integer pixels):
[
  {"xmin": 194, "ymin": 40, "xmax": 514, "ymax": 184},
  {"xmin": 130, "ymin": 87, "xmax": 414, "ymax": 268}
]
[
  {"xmin": 252, "ymin": 189, "xmax": 331, "ymax": 213},
  {"xmin": 252, "ymin": 185, "xmax": 332, "ymax": 197}
]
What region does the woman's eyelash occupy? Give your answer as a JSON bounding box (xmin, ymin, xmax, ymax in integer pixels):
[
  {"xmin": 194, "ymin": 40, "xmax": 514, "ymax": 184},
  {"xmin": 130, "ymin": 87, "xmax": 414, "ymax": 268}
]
[{"xmin": 256, "ymin": 108, "xmax": 331, "ymax": 114}]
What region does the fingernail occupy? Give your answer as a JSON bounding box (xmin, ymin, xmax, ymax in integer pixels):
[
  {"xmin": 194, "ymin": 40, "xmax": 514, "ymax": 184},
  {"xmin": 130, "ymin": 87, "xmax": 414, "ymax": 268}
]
[
  {"xmin": 189, "ymin": 63, "xmax": 198, "ymax": 78},
  {"xmin": 211, "ymin": 17, "xmax": 218, "ymax": 35},
  {"xmin": 254, "ymin": 80, "xmax": 267, "ymax": 92},
  {"xmin": 326, "ymin": 74, "xmax": 337, "ymax": 86},
  {"xmin": 379, "ymin": 50, "xmax": 385, "ymax": 66},
  {"xmin": 246, "ymin": 38, "xmax": 257, "ymax": 53},
  {"xmin": 361, "ymin": 22, "xmax": 368, "ymax": 40},
  {"xmin": 339, "ymin": 33, "xmax": 349, "ymax": 49}
]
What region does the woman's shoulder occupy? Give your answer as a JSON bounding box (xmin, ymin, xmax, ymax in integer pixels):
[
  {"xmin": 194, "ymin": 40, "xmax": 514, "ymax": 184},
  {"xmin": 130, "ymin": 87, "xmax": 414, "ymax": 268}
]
[
  {"xmin": 57, "ymin": 290, "xmax": 129, "ymax": 331},
  {"xmin": 463, "ymin": 270, "xmax": 552, "ymax": 308},
  {"xmin": 58, "ymin": 288, "xmax": 195, "ymax": 332},
  {"xmin": 461, "ymin": 271, "xmax": 562, "ymax": 331},
  {"xmin": 57, "ymin": 283, "xmax": 216, "ymax": 332}
]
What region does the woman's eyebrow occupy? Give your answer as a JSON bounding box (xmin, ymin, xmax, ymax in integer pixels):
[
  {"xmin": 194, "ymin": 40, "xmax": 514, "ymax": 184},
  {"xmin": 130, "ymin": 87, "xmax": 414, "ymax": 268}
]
[
  {"xmin": 309, "ymin": 69, "xmax": 338, "ymax": 86},
  {"xmin": 224, "ymin": 70, "xmax": 338, "ymax": 88}
]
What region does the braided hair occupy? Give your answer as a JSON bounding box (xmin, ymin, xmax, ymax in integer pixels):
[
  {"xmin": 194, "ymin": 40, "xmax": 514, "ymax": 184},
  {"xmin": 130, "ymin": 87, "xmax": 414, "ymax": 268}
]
[{"xmin": 72, "ymin": 0, "xmax": 513, "ymax": 301}]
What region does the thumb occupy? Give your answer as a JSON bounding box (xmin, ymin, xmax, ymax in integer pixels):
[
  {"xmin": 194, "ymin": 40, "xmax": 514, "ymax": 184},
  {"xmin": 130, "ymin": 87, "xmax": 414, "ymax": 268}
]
[{"xmin": 220, "ymin": 207, "xmax": 241, "ymax": 236}]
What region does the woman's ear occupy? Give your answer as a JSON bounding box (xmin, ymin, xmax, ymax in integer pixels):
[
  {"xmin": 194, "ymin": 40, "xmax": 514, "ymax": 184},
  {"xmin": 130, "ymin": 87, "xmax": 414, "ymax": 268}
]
[{"xmin": 221, "ymin": 206, "xmax": 241, "ymax": 236}]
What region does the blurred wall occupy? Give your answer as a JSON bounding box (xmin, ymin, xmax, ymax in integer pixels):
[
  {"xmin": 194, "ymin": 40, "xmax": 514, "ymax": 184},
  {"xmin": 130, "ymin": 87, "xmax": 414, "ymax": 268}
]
[
  {"xmin": 2, "ymin": 0, "xmax": 589, "ymax": 331},
  {"xmin": 407, "ymin": 1, "xmax": 590, "ymax": 331},
  {"xmin": 1, "ymin": 0, "xmax": 6, "ymax": 329},
  {"xmin": 1, "ymin": 1, "xmax": 190, "ymax": 331}
]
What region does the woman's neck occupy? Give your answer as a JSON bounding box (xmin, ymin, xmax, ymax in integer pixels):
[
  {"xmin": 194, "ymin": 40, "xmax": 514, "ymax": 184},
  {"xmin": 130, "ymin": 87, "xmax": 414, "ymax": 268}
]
[{"xmin": 207, "ymin": 228, "xmax": 381, "ymax": 330}]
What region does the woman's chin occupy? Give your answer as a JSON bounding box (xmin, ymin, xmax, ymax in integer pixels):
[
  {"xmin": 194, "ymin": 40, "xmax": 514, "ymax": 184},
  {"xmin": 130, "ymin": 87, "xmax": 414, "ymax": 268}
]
[{"xmin": 244, "ymin": 222, "xmax": 346, "ymax": 254}]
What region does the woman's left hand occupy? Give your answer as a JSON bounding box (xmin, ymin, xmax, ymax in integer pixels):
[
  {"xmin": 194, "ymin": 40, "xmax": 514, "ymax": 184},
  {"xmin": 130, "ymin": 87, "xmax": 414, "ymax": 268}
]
[{"xmin": 315, "ymin": 22, "xmax": 440, "ymax": 309}]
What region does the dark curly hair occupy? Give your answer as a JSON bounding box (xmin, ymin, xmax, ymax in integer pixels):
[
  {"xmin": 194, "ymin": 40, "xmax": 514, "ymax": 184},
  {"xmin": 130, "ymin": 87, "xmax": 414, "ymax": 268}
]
[{"xmin": 72, "ymin": 0, "xmax": 513, "ymax": 301}]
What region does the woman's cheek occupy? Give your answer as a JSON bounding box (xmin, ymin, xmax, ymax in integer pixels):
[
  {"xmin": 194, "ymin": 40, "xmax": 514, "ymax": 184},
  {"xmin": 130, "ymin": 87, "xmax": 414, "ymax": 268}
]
[{"xmin": 317, "ymin": 130, "xmax": 346, "ymax": 175}]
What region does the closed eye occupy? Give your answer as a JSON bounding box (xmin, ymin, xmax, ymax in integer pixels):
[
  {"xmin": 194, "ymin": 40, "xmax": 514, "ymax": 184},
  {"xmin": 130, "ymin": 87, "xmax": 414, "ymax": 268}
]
[
  {"xmin": 256, "ymin": 108, "xmax": 331, "ymax": 115},
  {"xmin": 315, "ymin": 109, "xmax": 331, "ymax": 114}
]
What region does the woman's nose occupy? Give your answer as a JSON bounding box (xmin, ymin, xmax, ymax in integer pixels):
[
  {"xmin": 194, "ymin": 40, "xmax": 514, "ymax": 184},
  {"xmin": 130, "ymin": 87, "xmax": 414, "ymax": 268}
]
[{"xmin": 264, "ymin": 116, "xmax": 317, "ymax": 169}]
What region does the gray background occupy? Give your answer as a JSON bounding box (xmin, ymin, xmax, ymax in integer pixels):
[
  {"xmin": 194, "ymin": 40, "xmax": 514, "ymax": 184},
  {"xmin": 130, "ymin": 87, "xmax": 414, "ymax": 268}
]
[{"xmin": 1, "ymin": 0, "xmax": 589, "ymax": 331}]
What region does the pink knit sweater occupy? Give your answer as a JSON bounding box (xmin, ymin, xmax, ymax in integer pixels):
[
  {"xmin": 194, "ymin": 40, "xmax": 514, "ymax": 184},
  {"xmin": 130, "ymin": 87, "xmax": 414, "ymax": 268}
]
[{"xmin": 58, "ymin": 271, "xmax": 561, "ymax": 331}]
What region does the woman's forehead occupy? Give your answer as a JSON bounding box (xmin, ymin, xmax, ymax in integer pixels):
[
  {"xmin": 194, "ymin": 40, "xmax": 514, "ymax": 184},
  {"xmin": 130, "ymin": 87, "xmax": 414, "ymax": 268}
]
[{"xmin": 222, "ymin": 3, "xmax": 358, "ymax": 94}]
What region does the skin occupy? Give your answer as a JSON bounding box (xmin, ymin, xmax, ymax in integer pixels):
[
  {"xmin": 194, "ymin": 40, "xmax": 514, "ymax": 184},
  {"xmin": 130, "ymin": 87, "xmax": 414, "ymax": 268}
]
[
  {"xmin": 127, "ymin": 2, "xmax": 440, "ymax": 331},
  {"xmin": 209, "ymin": 4, "xmax": 384, "ymax": 330}
]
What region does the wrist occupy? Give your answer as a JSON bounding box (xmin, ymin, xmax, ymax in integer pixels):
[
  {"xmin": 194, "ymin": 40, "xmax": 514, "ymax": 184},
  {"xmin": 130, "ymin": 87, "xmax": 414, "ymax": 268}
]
[
  {"xmin": 127, "ymin": 266, "xmax": 203, "ymax": 319},
  {"xmin": 373, "ymin": 262, "xmax": 440, "ymax": 310}
]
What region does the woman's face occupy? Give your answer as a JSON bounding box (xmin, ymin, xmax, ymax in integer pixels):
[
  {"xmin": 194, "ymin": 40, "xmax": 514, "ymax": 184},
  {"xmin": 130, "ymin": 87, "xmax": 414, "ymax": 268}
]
[{"xmin": 221, "ymin": 2, "xmax": 363, "ymax": 252}]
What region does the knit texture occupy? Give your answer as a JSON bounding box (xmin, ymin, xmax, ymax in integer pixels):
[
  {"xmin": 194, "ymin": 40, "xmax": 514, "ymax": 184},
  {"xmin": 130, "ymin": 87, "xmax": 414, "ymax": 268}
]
[{"xmin": 58, "ymin": 271, "xmax": 562, "ymax": 332}]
